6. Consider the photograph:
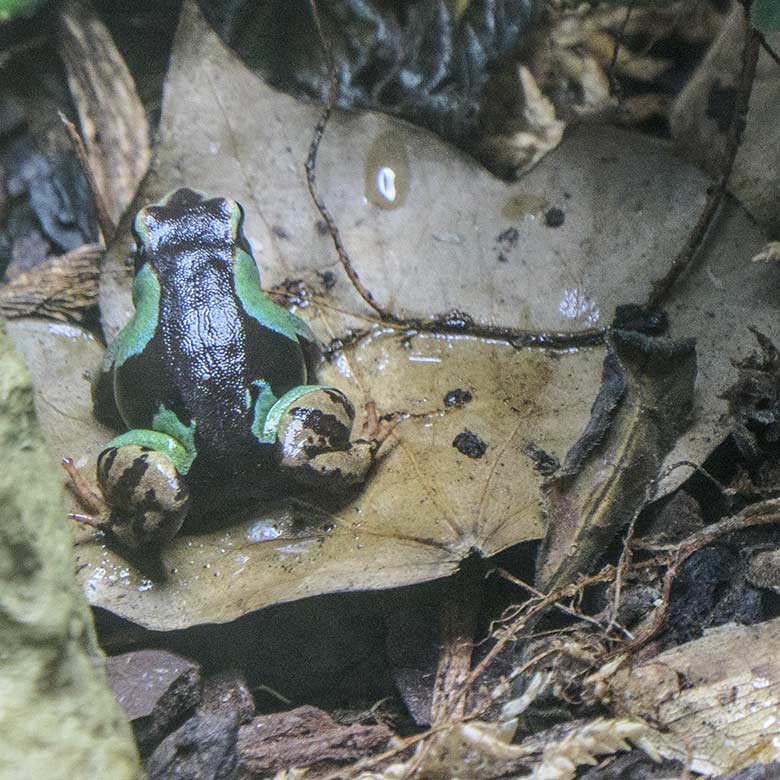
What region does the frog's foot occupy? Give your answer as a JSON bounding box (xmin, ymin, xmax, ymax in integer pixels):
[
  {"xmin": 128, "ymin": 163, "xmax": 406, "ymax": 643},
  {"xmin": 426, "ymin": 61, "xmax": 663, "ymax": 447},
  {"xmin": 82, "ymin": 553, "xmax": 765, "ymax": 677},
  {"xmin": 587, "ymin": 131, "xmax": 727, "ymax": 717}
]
[
  {"xmin": 63, "ymin": 457, "xmax": 111, "ymax": 543},
  {"xmin": 272, "ymin": 388, "xmax": 399, "ymax": 491},
  {"xmin": 94, "ymin": 443, "xmax": 191, "ymax": 551},
  {"xmin": 63, "ymin": 457, "xmax": 107, "ymax": 516}
]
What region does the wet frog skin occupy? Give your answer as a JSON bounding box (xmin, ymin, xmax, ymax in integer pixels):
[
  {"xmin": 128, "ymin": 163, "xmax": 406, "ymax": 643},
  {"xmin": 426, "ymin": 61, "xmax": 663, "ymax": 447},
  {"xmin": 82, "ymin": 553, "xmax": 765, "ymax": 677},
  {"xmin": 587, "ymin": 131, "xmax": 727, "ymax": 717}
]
[{"xmin": 87, "ymin": 187, "xmax": 385, "ymax": 551}]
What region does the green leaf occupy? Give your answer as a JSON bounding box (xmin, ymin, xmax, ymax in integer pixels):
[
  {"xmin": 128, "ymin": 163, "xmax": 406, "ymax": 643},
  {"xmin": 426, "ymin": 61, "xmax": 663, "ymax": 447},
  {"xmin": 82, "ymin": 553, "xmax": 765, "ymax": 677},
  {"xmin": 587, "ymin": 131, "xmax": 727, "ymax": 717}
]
[{"xmin": 752, "ymin": 0, "xmax": 780, "ymax": 32}]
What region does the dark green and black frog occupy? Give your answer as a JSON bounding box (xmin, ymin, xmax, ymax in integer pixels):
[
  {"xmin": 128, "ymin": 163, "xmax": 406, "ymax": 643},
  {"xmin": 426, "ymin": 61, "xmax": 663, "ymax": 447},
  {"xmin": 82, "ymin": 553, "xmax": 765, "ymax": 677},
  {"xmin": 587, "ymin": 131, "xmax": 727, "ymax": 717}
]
[{"xmin": 72, "ymin": 188, "xmax": 393, "ymax": 552}]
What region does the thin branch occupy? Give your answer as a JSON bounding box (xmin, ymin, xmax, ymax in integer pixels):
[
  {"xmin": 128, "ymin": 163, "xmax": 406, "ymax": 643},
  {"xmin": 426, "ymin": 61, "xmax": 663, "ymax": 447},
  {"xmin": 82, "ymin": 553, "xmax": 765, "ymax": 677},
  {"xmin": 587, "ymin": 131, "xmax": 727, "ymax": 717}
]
[
  {"xmin": 758, "ymin": 32, "xmax": 780, "ymax": 69},
  {"xmin": 305, "ymin": 1, "xmax": 389, "ymax": 318},
  {"xmin": 493, "ymin": 568, "xmax": 613, "ymax": 636}
]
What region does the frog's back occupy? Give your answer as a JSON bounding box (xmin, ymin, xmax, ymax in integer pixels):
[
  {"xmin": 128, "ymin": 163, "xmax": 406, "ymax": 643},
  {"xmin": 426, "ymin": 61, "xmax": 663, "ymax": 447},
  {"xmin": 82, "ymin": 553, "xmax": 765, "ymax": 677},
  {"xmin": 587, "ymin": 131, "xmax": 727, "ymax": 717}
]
[{"xmin": 112, "ymin": 189, "xmax": 308, "ymax": 470}]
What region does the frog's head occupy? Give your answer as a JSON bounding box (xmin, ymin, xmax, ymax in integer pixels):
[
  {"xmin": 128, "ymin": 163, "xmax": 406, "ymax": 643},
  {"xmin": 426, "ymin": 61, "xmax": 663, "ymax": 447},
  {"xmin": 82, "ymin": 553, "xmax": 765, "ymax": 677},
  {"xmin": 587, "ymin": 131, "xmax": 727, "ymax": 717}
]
[{"xmin": 132, "ymin": 188, "xmax": 251, "ymax": 272}]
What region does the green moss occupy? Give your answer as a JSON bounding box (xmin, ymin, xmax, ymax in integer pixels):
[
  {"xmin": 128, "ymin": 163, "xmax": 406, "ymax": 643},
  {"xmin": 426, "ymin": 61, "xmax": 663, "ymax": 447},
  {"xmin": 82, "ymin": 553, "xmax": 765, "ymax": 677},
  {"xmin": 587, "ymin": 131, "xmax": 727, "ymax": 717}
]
[{"xmin": 0, "ymin": 325, "xmax": 141, "ymax": 779}]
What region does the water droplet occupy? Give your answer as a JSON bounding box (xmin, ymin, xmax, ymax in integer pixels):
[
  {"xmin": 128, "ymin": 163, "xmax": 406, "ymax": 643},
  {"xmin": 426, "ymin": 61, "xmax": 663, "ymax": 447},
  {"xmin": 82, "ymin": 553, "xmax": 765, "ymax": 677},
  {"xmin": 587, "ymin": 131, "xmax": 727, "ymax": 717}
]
[
  {"xmin": 364, "ymin": 131, "xmax": 409, "ymax": 210},
  {"xmin": 376, "ymin": 166, "xmax": 396, "ymax": 202}
]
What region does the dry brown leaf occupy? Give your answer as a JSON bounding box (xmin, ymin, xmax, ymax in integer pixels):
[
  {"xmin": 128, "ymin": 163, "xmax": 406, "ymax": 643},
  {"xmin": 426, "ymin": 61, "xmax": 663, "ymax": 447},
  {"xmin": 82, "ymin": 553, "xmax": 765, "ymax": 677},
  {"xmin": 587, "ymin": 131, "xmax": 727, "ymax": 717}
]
[{"xmin": 58, "ymin": 0, "xmax": 150, "ymax": 230}]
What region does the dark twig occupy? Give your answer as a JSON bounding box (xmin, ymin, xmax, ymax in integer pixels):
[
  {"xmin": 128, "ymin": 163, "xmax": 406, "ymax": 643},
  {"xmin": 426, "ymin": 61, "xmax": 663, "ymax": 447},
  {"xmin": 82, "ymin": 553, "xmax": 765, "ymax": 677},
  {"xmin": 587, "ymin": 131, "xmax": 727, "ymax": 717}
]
[
  {"xmin": 305, "ymin": 2, "xmax": 389, "ymax": 318},
  {"xmin": 758, "ymin": 32, "xmax": 780, "ymax": 69},
  {"xmin": 647, "ymin": 18, "xmax": 760, "ymax": 308},
  {"xmin": 305, "ymin": 97, "xmax": 392, "ymax": 318}
]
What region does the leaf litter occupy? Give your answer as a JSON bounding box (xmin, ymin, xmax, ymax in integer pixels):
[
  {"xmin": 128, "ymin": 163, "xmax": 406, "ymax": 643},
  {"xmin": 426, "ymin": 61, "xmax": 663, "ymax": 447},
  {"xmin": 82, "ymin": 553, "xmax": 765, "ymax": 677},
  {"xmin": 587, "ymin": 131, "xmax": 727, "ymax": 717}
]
[
  {"xmin": 6, "ymin": 5, "xmax": 780, "ymax": 776},
  {"xmin": 11, "ymin": 0, "xmax": 768, "ymax": 641}
]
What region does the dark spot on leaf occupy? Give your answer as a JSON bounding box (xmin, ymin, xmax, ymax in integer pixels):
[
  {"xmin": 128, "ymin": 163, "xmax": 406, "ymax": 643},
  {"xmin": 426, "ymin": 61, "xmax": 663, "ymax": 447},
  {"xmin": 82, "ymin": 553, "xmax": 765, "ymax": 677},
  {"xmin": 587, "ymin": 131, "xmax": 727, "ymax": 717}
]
[
  {"xmin": 496, "ymin": 227, "xmax": 519, "ymax": 248},
  {"xmin": 444, "ymin": 388, "xmax": 473, "ymax": 407},
  {"xmin": 316, "ymin": 220, "xmax": 329, "ymax": 235},
  {"xmin": 271, "ymin": 224, "xmax": 289, "ymax": 239},
  {"xmin": 318, "ymin": 270, "xmax": 337, "ymax": 289},
  {"xmin": 453, "ymin": 429, "xmax": 487, "ymax": 459},
  {"xmin": 544, "ymin": 207, "xmax": 565, "ymax": 228}
]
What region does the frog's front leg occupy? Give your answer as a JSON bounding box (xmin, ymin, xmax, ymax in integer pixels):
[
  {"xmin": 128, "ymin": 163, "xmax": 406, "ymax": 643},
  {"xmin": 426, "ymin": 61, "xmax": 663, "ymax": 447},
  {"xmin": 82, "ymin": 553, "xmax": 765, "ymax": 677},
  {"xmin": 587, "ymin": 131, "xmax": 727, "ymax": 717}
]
[
  {"xmin": 71, "ymin": 430, "xmax": 192, "ymax": 551},
  {"xmin": 263, "ymin": 386, "xmax": 396, "ymax": 490}
]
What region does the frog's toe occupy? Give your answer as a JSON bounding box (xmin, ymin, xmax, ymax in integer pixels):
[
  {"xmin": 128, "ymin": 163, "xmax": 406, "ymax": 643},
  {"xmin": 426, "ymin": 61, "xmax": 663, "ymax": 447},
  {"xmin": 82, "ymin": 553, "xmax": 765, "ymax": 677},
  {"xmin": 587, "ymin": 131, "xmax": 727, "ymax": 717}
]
[
  {"xmin": 274, "ymin": 387, "xmax": 383, "ymax": 491},
  {"xmin": 97, "ymin": 444, "xmax": 190, "ymax": 550},
  {"xmin": 295, "ymin": 444, "xmax": 375, "ymax": 490}
]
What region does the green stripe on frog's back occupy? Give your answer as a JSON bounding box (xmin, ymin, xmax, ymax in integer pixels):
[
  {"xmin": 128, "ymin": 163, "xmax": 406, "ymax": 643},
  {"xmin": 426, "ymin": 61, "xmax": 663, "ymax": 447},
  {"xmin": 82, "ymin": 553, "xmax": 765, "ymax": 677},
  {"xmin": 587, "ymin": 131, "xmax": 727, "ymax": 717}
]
[
  {"xmin": 104, "ymin": 264, "xmax": 161, "ymax": 369},
  {"xmin": 233, "ymin": 249, "xmax": 316, "ymax": 346}
]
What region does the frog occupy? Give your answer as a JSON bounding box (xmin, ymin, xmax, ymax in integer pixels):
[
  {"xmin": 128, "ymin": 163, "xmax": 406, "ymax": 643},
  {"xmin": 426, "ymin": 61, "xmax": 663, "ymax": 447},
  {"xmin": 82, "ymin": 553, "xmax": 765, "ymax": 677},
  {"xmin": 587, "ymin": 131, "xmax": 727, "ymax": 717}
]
[{"xmin": 66, "ymin": 187, "xmax": 394, "ymax": 552}]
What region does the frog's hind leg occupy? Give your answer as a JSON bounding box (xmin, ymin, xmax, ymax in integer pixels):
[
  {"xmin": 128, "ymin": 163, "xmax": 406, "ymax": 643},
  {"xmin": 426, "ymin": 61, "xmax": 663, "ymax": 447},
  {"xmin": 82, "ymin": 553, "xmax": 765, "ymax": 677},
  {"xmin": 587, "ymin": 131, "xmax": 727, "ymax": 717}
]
[
  {"xmin": 94, "ymin": 430, "xmax": 193, "ymax": 550},
  {"xmin": 266, "ymin": 386, "xmax": 397, "ymax": 491}
]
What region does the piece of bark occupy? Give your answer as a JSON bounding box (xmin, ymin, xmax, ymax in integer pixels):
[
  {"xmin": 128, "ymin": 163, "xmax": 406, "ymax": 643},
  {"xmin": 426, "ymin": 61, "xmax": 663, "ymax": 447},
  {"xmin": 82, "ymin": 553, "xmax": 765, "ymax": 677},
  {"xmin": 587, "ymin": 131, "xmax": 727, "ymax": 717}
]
[
  {"xmin": 107, "ymin": 649, "xmax": 201, "ymax": 755},
  {"xmin": 714, "ymin": 764, "xmax": 780, "ymax": 780},
  {"xmin": 0, "ymin": 244, "xmax": 100, "ymax": 322},
  {"xmin": 237, "ymin": 705, "xmax": 391, "ymax": 778},
  {"xmin": 579, "ymin": 751, "xmax": 681, "ymax": 780},
  {"xmin": 197, "ymin": 670, "xmax": 256, "ymax": 725},
  {"xmin": 58, "ymin": 0, "xmax": 150, "ymax": 232},
  {"xmin": 145, "ymin": 713, "xmax": 239, "ymax": 780},
  {"xmin": 609, "ymin": 617, "xmax": 780, "ymax": 774}
]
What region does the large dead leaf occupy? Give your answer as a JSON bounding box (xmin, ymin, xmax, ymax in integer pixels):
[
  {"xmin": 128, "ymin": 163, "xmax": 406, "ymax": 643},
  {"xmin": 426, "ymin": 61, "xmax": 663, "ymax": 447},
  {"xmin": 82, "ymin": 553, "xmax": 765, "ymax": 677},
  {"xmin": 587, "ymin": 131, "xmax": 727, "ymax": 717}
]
[{"xmin": 17, "ymin": 1, "xmax": 768, "ymax": 630}]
